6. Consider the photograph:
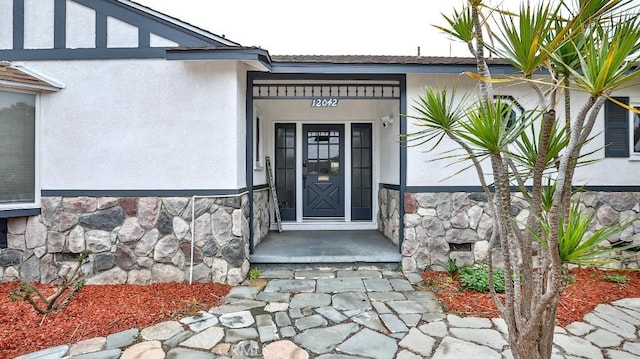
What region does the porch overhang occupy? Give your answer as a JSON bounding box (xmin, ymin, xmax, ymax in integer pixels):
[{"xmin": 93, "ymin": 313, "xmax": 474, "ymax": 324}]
[{"xmin": 165, "ymin": 47, "xmax": 272, "ymax": 72}]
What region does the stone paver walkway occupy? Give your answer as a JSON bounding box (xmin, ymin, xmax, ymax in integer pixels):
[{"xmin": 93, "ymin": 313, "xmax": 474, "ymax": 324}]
[{"xmin": 15, "ymin": 268, "xmax": 640, "ymax": 359}]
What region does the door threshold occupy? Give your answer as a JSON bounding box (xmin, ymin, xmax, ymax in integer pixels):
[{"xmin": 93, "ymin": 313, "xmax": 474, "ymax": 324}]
[{"xmin": 272, "ymin": 221, "xmax": 378, "ymax": 231}]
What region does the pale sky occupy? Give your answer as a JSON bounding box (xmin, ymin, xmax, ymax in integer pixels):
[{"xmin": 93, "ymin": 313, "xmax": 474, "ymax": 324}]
[{"xmin": 134, "ymin": 0, "xmax": 522, "ymax": 57}]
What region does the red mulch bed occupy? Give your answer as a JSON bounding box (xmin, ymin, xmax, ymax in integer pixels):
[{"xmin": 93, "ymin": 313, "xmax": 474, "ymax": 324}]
[
  {"xmin": 0, "ymin": 282, "xmax": 230, "ymax": 359},
  {"xmin": 422, "ymin": 267, "xmax": 640, "ymax": 327}
]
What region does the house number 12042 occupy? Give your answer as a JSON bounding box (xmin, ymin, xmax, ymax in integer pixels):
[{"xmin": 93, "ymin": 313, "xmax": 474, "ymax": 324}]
[{"xmin": 311, "ymin": 98, "xmax": 339, "ymax": 107}]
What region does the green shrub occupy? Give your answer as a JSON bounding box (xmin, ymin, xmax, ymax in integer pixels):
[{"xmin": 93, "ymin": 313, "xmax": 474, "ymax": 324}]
[
  {"xmin": 459, "ymin": 264, "xmax": 506, "ymax": 292},
  {"xmin": 603, "ymin": 274, "xmax": 629, "ymax": 284}
]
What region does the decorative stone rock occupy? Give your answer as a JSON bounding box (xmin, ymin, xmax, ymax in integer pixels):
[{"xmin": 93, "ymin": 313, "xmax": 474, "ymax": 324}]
[
  {"xmin": 106, "ymin": 328, "xmax": 139, "ymax": 349},
  {"xmin": 86, "ymin": 230, "xmax": 113, "ymax": 253},
  {"xmin": 221, "ymin": 239, "xmax": 245, "ymax": 267},
  {"xmin": 596, "ymin": 205, "xmax": 619, "ymax": 226},
  {"xmin": 40, "ymin": 254, "xmax": 57, "ymax": 283},
  {"xmin": 137, "ymin": 257, "xmax": 154, "ymax": 268},
  {"xmin": 294, "ymin": 323, "xmax": 359, "ymax": 354},
  {"xmin": 263, "ymin": 340, "xmax": 309, "ymax": 359},
  {"xmin": 33, "ymin": 245, "xmax": 46, "ymax": 259},
  {"xmin": 138, "ymin": 198, "xmax": 162, "ymax": 229},
  {"xmin": 117, "ymin": 218, "xmax": 145, "ymax": 243},
  {"xmin": 163, "ymin": 197, "xmax": 189, "ymax": 216},
  {"xmin": 422, "ymin": 216, "xmax": 445, "ymax": 237},
  {"xmin": 119, "ymin": 198, "xmax": 138, "ymax": 216},
  {"xmin": 157, "ymin": 210, "xmax": 173, "ymax": 235},
  {"xmin": 135, "ymin": 229, "xmax": 160, "ymax": 256},
  {"xmin": 80, "ymin": 206, "xmax": 126, "ymax": 231},
  {"xmin": 404, "ymin": 214, "xmax": 421, "ymax": 228},
  {"xmin": 190, "ymin": 263, "xmax": 211, "ymax": 282},
  {"xmin": 151, "ymin": 264, "xmax": 184, "ymax": 283},
  {"xmin": 212, "ymin": 258, "xmax": 228, "ymax": 283},
  {"xmin": 473, "ymin": 240, "xmax": 490, "ymax": 262},
  {"xmin": 467, "ymin": 205, "xmax": 483, "ymax": 229},
  {"xmin": 116, "ymin": 245, "xmax": 136, "ymax": 270},
  {"xmin": 232, "ymin": 209, "xmax": 243, "ymax": 237},
  {"xmin": 127, "ymin": 269, "xmax": 152, "ymax": 285},
  {"xmin": 432, "ymin": 336, "xmax": 501, "ymax": 359},
  {"xmin": 232, "ymin": 340, "xmax": 261, "ymax": 358},
  {"xmin": 598, "ymin": 192, "xmax": 637, "ymax": 211},
  {"xmin": 171, "ymin": 251, "xmax": 185, "ymax": 269},
  {"xmin": 153, "ymin": 235, "xmax": 179, "ymax": 263},
  {"xmin": 25, "ymin": 217, "xmax": 47, "ymax": 249},
  {"xmin": 14, "ymin": 344, "xmax": 69, "ymax": 359},
  {"xmin": 166, "ymin": 347, "xmax": 213, "ymax": 359},
  {"xmin": 8, "ymin": 217, "xmax": 27, "ymax": 234},
  {"xmin": 68, "ymin": 226, "xmax": 86, "ymax": 253},
  {"xmin": 211, "ymin": 208, "xmax": 232, "ymax": 246},
  {"xmin": 63, "ymin": 197, "xmax": 98, "ymax": 213},
  {"xmin": 47, "ymin": 232, "xmax": 65, "ymax": 253},
  {"xmin": 399, "ymin": 328, "xmax": 436, "ymax": 356},
  {"xmin": 194, "ymin": 214, "xmax": 212, "ymax": 247},
  {"xmin": 97, "ymin": 197, "xmax": 119, "ymax": 210},
  {"xmin": 20, "ymin": 255, "xmax": 40, "ymax": 282},
  {"xmin": 0, "ymin": 249, "xmax": 22, "ymax": 266},
  {"xmin": 179, "ymin": 242, "xmax": 201, "ymax": 263},
  {"xmin": 86, "ymin": 267, "xmax": 127, "ymax": 285},
  {"xmin": 4, "ymin": 266, "xmax": 19, "ymax": 281},
  {"xmin": 121, "ymin": 340, "xmax": 164, "ymax": 359},
  {"xmin": 200, "ymin": 237, "xmax": 219, "ymax": 257},
  {"xmin": 450, "ymin": 212, "xmax": 470, "ymax": 229},
  {"xmin": 7, "ymin": 234, "xmax": 25, "ymax": 251},
  {"xmin": 173, "ymin": 217, "xmax": 190, "ymax": 240},
  {"xmin": 445, "ymin": 228, "xmax": 477, "ymax": 244},
  {"xmin": 94, "ymin": 253, "xmax": 117, "ymax": 272}
]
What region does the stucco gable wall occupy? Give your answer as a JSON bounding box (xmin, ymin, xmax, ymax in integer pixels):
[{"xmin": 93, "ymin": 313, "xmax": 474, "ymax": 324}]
[{"xmin": 30, "ymin": 59, "xmax": 244, "ymax": 191}]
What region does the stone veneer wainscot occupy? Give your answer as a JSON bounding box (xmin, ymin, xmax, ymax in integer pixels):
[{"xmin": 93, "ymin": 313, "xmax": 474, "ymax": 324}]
[{"xmin": 0, "ymin": 189, "xmax": 269, "ymax": 285}]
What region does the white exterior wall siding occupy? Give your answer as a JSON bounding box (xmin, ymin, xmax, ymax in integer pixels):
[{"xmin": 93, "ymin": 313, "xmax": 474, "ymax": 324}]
[
  {"xmin": 405, "ymin": 73, "xmax": 640, "ymax": 188},
  {"xmin": 23, "ymin": 0, "xmax": 55, "ymax": 49},
  {"xmin": 0, "ymin": 0, "xmax": 12, "ymax": 49},
  {"xmin": 65, "ymin": 0, "xmax": 96, "ymax": 49},
  {"xmin": 30, "ymin": 59, "xmax": 243, "ymax": 191}
]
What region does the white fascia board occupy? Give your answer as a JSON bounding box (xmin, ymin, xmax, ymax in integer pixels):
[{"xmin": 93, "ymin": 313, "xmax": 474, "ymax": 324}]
[{"xmin": 10, "ymin": 63, "xmax": 65, "ymax": 91}]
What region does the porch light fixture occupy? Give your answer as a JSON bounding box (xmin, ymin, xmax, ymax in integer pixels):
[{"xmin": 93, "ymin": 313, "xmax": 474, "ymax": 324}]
[{"xmin": 381, "ymin": 115, "xmax": 394, "ymax": 128}]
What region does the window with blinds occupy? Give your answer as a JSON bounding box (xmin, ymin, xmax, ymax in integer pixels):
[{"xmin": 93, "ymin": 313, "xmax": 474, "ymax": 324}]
[{"xmin": 0, "ymin": 90, "xmax": 36, "ymax": 205}]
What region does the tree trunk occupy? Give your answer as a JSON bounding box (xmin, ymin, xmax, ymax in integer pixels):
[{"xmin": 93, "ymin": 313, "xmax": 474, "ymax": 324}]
[{"xmin": 510, "ymin": 290, "xmax": 560, "ymax": 359}]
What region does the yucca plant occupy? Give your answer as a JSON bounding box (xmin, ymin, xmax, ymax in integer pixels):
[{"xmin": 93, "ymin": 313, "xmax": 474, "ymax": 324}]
[
  {"xmin": 534, "ymin": 203, "xmax": 634, "ymax": 266},
  {"xmin": 408, "ymin": 1, "xmax": 640, "ymax": 358}
]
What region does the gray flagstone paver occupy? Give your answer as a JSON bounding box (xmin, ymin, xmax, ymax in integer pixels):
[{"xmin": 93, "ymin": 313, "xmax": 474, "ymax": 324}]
[
  {"xmin": 380, "ymin": 313, "xmax": 409, "ymax": 333},
  {"xmin": 433, "ymin": 336, "xmax": 501, "ymax": 359},
  {"xmin": 336, "ymin": 328, "xmax": 398, "ymax": 359},
  {"xmin": 336, "ymin": 270, "xmax": 382, "ymax": 278},
  {"xmin": 363, "ymin": 278, "xmax": 393, "ymax": 292},
  {"xmin": 263, "ymin": 279, "xmax": 316, "ymax": 293},
  {"xmin": 449, "ymin": 327, "xmax": 508, "ymax": 350},
  {"xmin": 294, "ymin": 323, "xmax": 359, "ymax": 354},
  {"xmin": 398, "ymin": 327, "xmax": 436, "ymax": 356},
  {"xmin": 315, "ymin": 306, "xmax": 348, "ymax": 323},
  {"xmin": 18, "ymin": 268, "xmax": 640, "ymax": 359},
  {"xmin": 290, "ymin": 292, "xmax": 332, "ymax": 308},
  {"xmin": 332, "ymin": 292, "xmax": 372, "ymax": 312},
  {"xmin": 351, "ymin": 311, "xmax": 387, "ymax": 333},
  {"xmin": 387, "ymin": 300, "xmax": 426, "ymax": 314},
  {"xmin": 317, "ymin": 278, "xmax": 366, "ymax": 292},
  {"xmin": 585, "ymin": 329, "xmax": 623, "ymax": 348},
  {"xmin": 295, "ymin": 314, "xmax": 328, "ymax": 330}
]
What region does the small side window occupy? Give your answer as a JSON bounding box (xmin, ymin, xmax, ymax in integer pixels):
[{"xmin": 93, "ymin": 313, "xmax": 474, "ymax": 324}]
[{"xmin": 0, "ymin": 218, "xmax": 7, "ymax": 249}]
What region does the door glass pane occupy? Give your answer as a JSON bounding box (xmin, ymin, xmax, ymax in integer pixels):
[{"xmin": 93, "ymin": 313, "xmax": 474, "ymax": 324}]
[
  {"xmin": 634, "ymin": 107, "xmax": 640, "ymax": 153},
  {"xmin": 351, "ymin": 124, "xmax": 371, "ymax": 219},
  {"xmin": 0, "ymin": 91, "xmax": 36, "ymax": 204},
  {"xmin": 275, "ymin": 124, "xmax": 295, "ymax": 212}
]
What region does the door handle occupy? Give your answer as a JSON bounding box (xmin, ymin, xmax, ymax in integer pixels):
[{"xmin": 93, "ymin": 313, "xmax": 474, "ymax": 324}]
[{"xmin": 303, "ymin": 175, "xmax": 307, "ymax": 189}]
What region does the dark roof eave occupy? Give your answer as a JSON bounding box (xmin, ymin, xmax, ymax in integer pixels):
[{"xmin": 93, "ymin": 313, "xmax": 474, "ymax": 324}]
[
  {"xmin": 165, "ymin": 47, "xmax": 272, "ymax": 69},
  {"xmin": 269, "ymin": 61, "xmax": 519, "ymax": 75}
]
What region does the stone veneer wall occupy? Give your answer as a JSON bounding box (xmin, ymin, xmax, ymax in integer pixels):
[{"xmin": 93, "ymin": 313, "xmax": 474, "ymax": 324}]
[
  {"xmin": 377, "ymin": 187, "xmax": 400, "ymax": 245},
  {"xmin": 0, "ymin": 192, "xmax": 270, "ymax": 286},
  {"xmin": 400, "ymin": 191, "xmax": 640, "ymax": 273},
  {"xmin": 252, "ymin": 188, "xmax": 270, "ymax": 247}
]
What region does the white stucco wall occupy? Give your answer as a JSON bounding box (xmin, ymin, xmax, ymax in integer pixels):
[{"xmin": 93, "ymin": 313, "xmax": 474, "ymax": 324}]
[
  {"xmin": 107, "ymin": 16, "xmax": 138, "ymax": 48},
  {"xmin": 29, "ymin": 59, "xmax": 245, "ymax": 190},
  {"xmin": 406, "ymin": 73, "xmax": 640, "ymax": 187},
  {"xmin": 24, "ymin": 0, "xmax": 54, "ymax": 49},
  {"xmin": 66, "ymin": 0, "xmax": 95, "ymax": 49},
  {"xmin": 0, "ymin": 0, "xmax": 13, "ymax": 49}
]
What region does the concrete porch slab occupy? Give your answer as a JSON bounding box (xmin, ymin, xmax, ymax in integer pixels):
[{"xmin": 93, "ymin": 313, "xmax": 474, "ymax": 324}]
[{"xmin": 250, "ymin": 230, "xmax": 401, "ymax": 264}]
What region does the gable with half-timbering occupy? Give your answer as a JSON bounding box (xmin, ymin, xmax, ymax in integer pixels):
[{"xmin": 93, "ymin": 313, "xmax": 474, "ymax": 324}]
[{"xmin": 0, "ymin": 0, "xmax": 235, "ymax": 61}]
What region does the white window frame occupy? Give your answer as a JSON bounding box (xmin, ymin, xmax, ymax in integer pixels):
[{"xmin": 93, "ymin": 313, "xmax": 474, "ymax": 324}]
[
  {"xmin": 631, "ymin": 100, "xmax": 640, "ymax": 159},
  {"xmin": 254, "ymin": 106, "xmax": 265, "ymax": 170},
  {"xmin": 0, "ymin": 88, "xmax": 40, "ymax": 211}
]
